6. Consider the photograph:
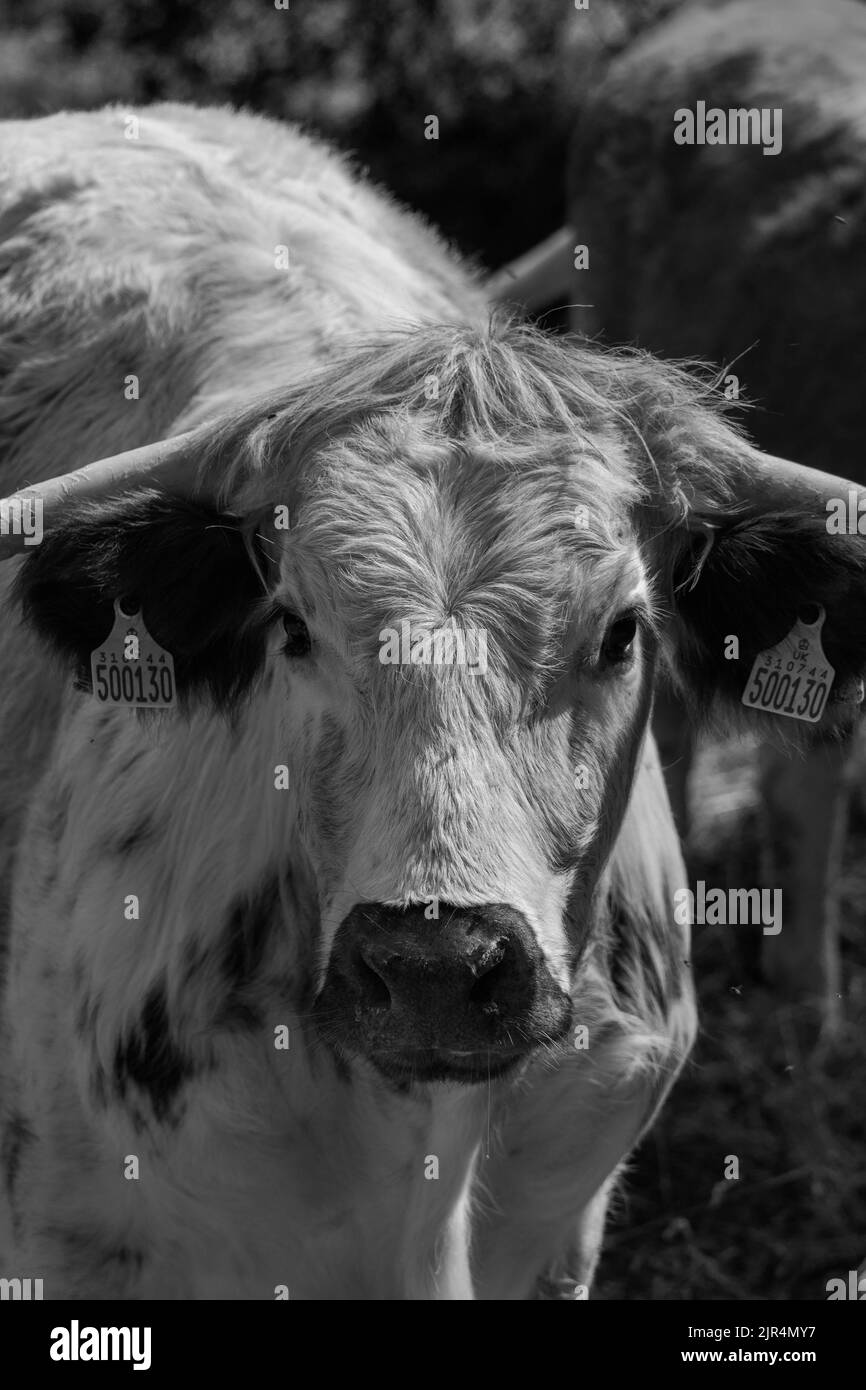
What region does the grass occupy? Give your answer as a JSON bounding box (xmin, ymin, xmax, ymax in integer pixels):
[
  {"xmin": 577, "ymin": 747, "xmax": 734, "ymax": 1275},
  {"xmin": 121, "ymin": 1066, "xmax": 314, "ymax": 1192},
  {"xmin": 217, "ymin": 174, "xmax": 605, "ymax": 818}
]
[{"xmin": 595, "ymin": 732, "xmax": 866, "ymax": 1300}]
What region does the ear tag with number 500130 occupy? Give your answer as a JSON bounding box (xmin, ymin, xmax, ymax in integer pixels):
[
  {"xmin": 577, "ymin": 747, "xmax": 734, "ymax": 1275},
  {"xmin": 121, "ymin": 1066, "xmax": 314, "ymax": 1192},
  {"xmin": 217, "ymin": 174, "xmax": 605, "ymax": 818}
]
[
  {"xmin": 90, "ymin": 599, "xmax": 177, "ymax": 709},
  {"xmin": 741, "ymin": 605, "xmax": 834, "ymax": 723}
]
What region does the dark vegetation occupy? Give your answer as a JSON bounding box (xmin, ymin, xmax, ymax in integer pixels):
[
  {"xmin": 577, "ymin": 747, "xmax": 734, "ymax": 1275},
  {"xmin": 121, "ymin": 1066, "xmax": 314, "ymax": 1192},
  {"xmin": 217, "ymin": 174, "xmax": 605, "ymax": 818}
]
[
  {"xmin": 599, "ymin": 736, "xmax": 866, "ymax": 1299},
  {"xmin": 0, "ymin": 0, "xmax": 679, "ymax": 267}
]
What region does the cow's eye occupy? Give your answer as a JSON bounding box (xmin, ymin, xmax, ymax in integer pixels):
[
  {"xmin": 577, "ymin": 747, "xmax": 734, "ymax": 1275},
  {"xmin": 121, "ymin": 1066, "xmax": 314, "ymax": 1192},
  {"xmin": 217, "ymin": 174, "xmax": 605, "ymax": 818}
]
[
  {"xmin": 600, "ymin": 613, "xmax": 638, "ymax": 666},
  {"xmin": 281, "ymin": 611, "xmax": 312, "ymax": 658}
]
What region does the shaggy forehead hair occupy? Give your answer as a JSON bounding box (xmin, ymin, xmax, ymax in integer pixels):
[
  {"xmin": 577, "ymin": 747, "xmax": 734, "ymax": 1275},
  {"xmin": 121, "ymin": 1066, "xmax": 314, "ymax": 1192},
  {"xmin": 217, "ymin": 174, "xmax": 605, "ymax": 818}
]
[{"xmin": 196, "ymin": 316, "xmax": 743, "ymax": 695}]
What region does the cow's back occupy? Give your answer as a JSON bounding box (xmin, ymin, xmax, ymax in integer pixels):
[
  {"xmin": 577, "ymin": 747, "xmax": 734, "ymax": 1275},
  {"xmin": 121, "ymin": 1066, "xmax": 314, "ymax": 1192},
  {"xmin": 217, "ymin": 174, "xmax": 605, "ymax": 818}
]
[
  {"xmin": 567, "ymin": 0, "xmax": 866, "ymax": 477},
  {"xmin": 0, "ymin": 103, "xmax": 481, "ymax": 486}
]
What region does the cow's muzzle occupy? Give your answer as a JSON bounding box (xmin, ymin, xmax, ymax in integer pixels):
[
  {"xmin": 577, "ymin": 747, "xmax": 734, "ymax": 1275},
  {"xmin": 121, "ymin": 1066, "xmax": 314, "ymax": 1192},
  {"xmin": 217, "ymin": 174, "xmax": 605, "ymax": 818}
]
[{"xmin": 316, "ymin": 902, "xmax": 572, "ymax": 1085}]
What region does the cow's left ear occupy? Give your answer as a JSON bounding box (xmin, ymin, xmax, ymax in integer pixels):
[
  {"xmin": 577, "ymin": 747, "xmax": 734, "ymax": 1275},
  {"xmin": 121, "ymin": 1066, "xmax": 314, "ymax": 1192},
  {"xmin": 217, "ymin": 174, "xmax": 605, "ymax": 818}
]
[
  {"xmin": 16, "ymin": 489, "xmax": 272, "ymax": 708},
  {"xmin": 660, "ymin": 449, "xmax": 866, "ymax": 735}
]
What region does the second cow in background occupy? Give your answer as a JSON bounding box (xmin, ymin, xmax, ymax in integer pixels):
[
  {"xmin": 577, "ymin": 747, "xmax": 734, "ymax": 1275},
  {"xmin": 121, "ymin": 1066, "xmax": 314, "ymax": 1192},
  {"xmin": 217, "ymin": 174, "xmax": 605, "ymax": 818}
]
[{"xmin": 496, "ymin": 0, "xmax": 866, "ymax": 1028}]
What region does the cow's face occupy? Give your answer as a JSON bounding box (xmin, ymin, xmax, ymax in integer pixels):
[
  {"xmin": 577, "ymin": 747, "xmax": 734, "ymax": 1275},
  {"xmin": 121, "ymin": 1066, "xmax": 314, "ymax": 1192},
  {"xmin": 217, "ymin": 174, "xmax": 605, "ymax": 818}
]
[
  {"xmin": 262, "ymin": 423, "xmax": 654, "ymax": 1082},
  {"xmin": 18, "ymin": 324, "xmax": 866, "ymax": 1085}
]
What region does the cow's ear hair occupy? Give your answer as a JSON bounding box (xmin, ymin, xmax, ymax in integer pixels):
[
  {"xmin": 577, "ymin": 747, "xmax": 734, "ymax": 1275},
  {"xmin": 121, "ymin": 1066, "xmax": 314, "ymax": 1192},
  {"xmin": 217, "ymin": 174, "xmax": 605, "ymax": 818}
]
[
  {"xmin": 15, "ymin": 489, "xmax": 272, "ymax": 708},
  {"xmin": 666, "ymin": 504, "xmax": 866, "ymax": 739},
  {"xmin": 601, "ymin": 352, "xmax": 866, "ymax": 737},
  {"xmin": 610, "ymin": 356, "xmax": 866, "ymax": 738}
]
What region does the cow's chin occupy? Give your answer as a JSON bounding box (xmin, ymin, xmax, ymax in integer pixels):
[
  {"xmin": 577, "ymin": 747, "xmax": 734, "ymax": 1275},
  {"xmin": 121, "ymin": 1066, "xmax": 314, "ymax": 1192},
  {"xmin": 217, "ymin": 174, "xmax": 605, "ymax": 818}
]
[
  {"xmin": 320, "ymin": 1012, "xmax": 574, "ymax": 1089},
  {"xmin": 363, "ymin": 1045, "xmax": 530, "ymax": 1088},
  {"xmin": 315, "ymin": 990, "xmax": 574, "ymax": 1088}
]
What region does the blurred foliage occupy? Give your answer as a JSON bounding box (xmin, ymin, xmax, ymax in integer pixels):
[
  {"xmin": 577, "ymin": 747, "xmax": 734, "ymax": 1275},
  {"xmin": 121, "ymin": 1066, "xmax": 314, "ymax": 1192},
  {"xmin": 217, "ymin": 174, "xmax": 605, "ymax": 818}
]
[{"xmin": 0, "ymin": 0, "xmax": 682, "ymax": 266}]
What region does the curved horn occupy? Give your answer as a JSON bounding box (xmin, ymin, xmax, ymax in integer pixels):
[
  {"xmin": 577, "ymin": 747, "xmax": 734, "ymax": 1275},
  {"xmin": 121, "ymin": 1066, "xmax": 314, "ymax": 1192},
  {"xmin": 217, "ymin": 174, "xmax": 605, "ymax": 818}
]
[
  {"xmin": 486, "ymin": 226, "xmax": 576, "ymax": 310},
  {"xmin": 723, "ymin": 447, "xmax": 866, "ymax": 519},
  {"xmin": 0, "ymin": 428, "xmax": 208, "ymax": 562}
]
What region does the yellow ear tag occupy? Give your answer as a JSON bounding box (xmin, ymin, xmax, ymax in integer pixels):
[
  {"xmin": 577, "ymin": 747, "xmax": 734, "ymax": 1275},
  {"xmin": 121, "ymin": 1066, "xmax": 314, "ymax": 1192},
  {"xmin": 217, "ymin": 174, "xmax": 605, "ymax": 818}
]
[
  {"xmin": 90, "ymin": 599, "xmax": 177, "ymax": 708},
  {"xmin": 741, "ymin": 605, "xmax": 834, "ymax": 723}
]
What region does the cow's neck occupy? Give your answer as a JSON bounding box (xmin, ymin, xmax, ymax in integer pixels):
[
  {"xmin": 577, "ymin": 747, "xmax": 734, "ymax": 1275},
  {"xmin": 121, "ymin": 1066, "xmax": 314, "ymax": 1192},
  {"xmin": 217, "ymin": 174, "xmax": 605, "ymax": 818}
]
[{"xmin": 125, "ymin": 1018, "xmax": 486, "ymax": 1299}]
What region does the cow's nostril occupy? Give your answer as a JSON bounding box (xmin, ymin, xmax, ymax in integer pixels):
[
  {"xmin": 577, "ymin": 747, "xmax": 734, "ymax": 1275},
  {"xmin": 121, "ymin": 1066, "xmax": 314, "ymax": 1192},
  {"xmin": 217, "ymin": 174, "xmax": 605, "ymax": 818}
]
[
  {"xmin": 467, "ymin": 939, "xmax": 509, "ymax": 1006},
  {"xmin": 354, "ymin": 950, "xmax": 392, "ymax": 1009},
  {"xmin": 469, "ymin": 953, "xmax": 510, "ymax": 1007}
]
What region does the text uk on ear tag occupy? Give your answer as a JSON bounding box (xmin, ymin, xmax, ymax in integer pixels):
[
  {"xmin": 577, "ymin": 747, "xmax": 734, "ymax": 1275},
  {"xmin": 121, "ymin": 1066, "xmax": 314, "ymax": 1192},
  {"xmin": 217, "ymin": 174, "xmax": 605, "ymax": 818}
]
[
  {"xmin": 90, "ymin": 599, "xmax": 177, "ymax": 708},
  {"xmin": 741, "ymin": 605, "xmax": 834, "ymax": 723}
]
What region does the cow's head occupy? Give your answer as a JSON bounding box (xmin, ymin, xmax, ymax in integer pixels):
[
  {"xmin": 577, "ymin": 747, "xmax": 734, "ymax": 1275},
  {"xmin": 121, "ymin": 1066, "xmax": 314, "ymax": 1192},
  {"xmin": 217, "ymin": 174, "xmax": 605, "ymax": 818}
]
[{"xmin": 15, "ymin": 320, "xmax": 866, "ymax": 1085}]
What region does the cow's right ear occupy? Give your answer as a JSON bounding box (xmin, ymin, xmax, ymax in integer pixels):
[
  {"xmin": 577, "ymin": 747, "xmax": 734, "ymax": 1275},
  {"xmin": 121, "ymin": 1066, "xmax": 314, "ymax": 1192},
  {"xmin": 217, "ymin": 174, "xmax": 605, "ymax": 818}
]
[
  {"xmin": 661, "ymin": 447, "xmax": 866, "ymax": 739},
  {"xmin": 15, "ymin": 489, "xmax": 272, "ymax": 708}
]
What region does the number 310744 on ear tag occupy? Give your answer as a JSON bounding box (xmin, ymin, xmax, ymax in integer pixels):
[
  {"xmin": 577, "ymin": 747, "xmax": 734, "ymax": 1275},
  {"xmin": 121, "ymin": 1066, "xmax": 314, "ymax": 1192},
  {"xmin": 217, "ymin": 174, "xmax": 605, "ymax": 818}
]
[
  {"xmin": 741, "ymin": 605, "xmax": 834, "ymax": 723},
  {"xmin": 90, "ymin": 599, "xmax": 177, "ymax": 709}
]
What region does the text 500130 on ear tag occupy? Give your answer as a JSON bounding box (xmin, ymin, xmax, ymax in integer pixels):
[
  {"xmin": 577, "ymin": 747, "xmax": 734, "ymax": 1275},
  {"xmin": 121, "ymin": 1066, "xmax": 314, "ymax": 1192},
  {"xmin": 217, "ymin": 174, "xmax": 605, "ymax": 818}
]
[
  {"xmin": 741, "ymin": 605, "xmax": 834, "ymax": 723},
  {"xmin": 90, "ymin": 599, "xmax": 176, "ymax": 708}
]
